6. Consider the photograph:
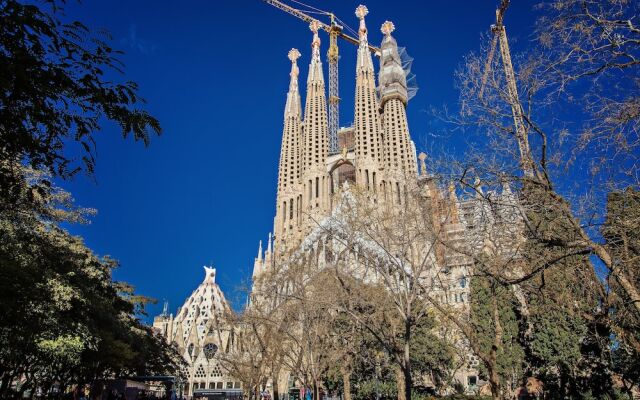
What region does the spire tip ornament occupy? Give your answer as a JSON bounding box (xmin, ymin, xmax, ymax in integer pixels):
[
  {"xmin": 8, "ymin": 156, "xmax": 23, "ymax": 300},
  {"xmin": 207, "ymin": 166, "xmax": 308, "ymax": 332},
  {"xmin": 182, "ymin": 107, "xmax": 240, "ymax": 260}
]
[
  {"xmin": 309, "ymin": 19, "xmax": 320, "ymax": 33},
  {"xmin": 355, "ymin": 5, "xmax": 369, "ymax": 19},
  {"xmin": 381, "ymin": 20, "xmax": 395, "ymax": 36},
  {"xmin": 355, "ymin": 5, "xmax": 369, "ymax": 42},
  {"xmin": 309, "ymin": 20, "xmax": 321, "ymax": 54},
  {"xmin": 288, "ymin": 48, "xmax": 301, "ymax": 63},
  {"xmin": 418, "ymin": 152, "xmax": 428, "ymax": 176}
]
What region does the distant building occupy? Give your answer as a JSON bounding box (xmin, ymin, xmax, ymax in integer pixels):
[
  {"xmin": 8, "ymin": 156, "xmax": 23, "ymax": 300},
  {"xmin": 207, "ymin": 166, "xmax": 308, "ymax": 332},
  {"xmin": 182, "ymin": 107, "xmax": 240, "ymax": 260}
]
[{"xmin": 153, "ymin": 267, "xmax": 241, "ymax": 397}]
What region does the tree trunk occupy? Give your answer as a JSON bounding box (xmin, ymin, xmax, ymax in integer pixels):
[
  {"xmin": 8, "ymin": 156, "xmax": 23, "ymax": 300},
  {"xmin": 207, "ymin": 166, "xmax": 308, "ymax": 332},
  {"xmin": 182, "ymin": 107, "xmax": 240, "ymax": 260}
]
[
  {"xmin": 394, "ymin": 366, "xmax": 405, "ymax": 400},
  {"xmin": 0, "ymin": 372, "xmax": 13, "ymax": 398},
  {"xmin": 341, "ymin": 370, "xmax": 351, "ymax": 400},
  {"xmin": 272, "ymin": 373, "xmax": 280, "ymax": 400},
  {"xmin": 489, "ymin": 291, "xmax": 504, "ymax": 400},
  {"xmin": 404, "ymin": 321, "xmax": 412, "ymax": 400}
]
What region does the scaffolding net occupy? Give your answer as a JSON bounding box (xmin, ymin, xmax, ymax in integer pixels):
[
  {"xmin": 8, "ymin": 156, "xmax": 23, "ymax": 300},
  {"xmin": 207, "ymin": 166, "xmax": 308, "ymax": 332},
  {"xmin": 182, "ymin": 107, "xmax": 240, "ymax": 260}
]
[{"xmin": 398, "ymin": 46, "xmax": 418, "ymax": 101}]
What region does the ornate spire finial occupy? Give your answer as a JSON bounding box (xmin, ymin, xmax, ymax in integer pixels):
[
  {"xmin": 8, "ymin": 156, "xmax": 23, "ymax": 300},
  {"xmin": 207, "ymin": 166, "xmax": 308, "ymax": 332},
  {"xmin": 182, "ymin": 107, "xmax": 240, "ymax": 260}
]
[
  {"xmin": 203, "ymin": 266, "xmax": 216, "ymax": 282},
  {"xmin": 288, "ymin": 48, "xmax": 300, "ymax": 79},
  {"xmin": 257, "ymin": 240, "xmax": 263, "ymax": 260},
  {"xmin": 418, "ymin": 152, "xmax": 428, "ymax": 176},
  {"xmin": 309, "ymin": 20, "xmax": 321, "ymax": 58},
  {"xmin": 355, "ymin": 5, "xmax": 369, "ymax": 42},
  {"xmin": 381, "ymin": 20, "xmax": 395, "ymax": 36},
  {"xmin": 288, "ymin": 48, "xmax": 301, "ymax": 63},
  {"xmin": 355, "ymin": 4, "xmax": 369, "ymax": 20},
  {"xmin": 267, "ymin": 232, "xmax": 273, "ymax": 254}
]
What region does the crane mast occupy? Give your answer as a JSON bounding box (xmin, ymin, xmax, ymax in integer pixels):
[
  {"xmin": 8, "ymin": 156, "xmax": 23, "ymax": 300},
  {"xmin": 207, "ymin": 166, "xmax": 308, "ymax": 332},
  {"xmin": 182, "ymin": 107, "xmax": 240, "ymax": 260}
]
[
  {"xmin": 327, "ymin": 18, "xmax": 340, "ymax": 154},
  {"xmin": 263, "ymin": 0, "xmax": 380, "ymax": 154},
  {"xmin": 481, "ymin": 0, "xmax": 535, "ymax": 178}
]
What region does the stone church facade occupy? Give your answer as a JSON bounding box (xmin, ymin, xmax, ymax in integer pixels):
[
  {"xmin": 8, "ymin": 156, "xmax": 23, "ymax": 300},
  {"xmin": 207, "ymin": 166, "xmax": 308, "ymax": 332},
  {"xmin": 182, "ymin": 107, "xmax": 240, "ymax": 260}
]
[{"xmin": 153, "ymin": 267, "xmax": 241, "ymax": 396}]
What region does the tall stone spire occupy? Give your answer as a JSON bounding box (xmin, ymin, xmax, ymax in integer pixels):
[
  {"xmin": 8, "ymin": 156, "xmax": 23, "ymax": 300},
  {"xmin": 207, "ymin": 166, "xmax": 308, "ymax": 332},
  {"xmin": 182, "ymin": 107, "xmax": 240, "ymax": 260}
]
[
  {"xmin": 379, "ymin": 21, "xmax": 417, "ymax": 178},
  {"xmin": 301, "ymin": 20, "xmax": 329, "ymax": 217},
  {"xmin": 253, "ymin": 240, "xmax": 263, "ymax": 278},
  {"xmin": 353, "ymin": 5, "xmax": 384, "ymax": 188},
  {"xmin": 275, "ymin": 49, "xmax": 303, "ymax": 241}
]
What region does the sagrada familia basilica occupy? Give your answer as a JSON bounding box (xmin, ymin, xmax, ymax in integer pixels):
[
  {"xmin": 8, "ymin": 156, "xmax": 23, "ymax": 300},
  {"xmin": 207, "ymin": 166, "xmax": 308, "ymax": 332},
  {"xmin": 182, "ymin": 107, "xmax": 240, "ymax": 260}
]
[{"xmin": 154, "ymin": 4, "xmax": 522, "ymax": 397}]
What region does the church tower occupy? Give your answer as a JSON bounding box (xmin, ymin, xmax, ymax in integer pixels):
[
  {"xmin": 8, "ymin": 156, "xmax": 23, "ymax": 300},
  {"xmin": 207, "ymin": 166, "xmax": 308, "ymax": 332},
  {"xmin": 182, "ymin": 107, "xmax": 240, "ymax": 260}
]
[
  {"xmin": 378, "ymin": 21, "xmax": 418, "ymax": 202},
  {"xmin": 301, "ymin": 21, "xmax": 330, "ymax": 226},
  {"xmin": 353, "ymin": 5, "xmax": 384, "ymax": 191},
  {"xmin": 275, "ymin": 49, "xmax": 303, "ymax": 243}
]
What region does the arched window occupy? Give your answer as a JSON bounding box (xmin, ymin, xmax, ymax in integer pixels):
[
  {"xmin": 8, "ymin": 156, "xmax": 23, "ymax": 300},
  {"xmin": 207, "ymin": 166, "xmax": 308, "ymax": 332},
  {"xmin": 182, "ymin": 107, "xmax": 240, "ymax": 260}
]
[
  {"xmin": 372, "ymin": 172, "xmax": 377, "ymax": 192},
  {"xmin": 460, "ymin": 277, "xmax": 467, "ymax": 288},
  {"xmin": 330, "ymin": 161, "xmax": 356, "ymax": 191},
  {"xmin": 188, "ymin": 343, "xmax": 195, "ymax": 357},
  {"xmin": 365, "ymin": 169, "xmax": 370, "ymax": 190}
]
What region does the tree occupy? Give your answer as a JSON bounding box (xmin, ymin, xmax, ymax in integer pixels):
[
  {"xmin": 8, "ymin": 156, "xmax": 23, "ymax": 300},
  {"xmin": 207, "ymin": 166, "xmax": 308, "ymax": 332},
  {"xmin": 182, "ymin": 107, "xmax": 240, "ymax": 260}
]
[
  {"xmin": 0, "ymin": 1, "xmax": 174, "ymax": 396},
  {"xmin": 0, "ymin": 168, "xmax": 183, "ymax": 398},
  {"xmin": 434, "ymin": 0, "xmax": 640, "ymax": 397},
  {"xmin": 0, "ymin": 0, "xmax": 161, "ymax": 211}
]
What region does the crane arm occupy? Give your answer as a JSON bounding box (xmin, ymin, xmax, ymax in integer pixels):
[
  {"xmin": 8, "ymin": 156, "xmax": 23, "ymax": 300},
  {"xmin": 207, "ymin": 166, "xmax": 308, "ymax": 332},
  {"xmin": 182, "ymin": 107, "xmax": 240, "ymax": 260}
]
[
  {"xmin": 263, "ymin": 0, "xmax": 331, "ymax": 32},
  {"xmin": 263, "ymin": 0, "xmax": 380, "ymax": 55},
  {"xmin": 338, "ymin": 31, "xmax": 380, "ymax": 55}
]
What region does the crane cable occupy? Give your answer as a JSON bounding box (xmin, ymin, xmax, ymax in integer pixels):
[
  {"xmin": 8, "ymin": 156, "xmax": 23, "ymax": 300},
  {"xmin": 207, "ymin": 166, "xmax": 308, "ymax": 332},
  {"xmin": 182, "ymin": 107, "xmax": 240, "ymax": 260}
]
[{"xmin": 288, "ymin": 0, "xmax": 331, "ymax": 16}]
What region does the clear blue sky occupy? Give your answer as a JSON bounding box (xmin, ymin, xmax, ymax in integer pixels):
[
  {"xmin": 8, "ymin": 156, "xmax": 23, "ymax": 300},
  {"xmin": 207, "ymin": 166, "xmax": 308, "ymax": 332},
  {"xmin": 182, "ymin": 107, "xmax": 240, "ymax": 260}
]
[{"xmin": 59, "ymin": 0, "xmax": 535, "ymax": 317}]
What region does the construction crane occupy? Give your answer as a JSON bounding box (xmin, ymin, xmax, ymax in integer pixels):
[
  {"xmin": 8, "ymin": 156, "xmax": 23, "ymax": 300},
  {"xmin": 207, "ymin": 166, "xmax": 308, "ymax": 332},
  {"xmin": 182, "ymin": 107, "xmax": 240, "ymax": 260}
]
[
  {"xmin": 480, "ymin": 0, "xmax": 535, "ymax": 178},
  {"xmin": 263, "ymin": 0, "xmax": 380, "ymax": 155}
]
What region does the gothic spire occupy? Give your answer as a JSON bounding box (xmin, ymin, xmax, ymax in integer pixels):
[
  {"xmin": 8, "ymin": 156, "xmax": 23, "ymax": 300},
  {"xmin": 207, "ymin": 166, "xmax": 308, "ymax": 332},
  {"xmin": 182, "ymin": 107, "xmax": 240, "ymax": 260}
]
[
  {"xmin": 285, "ymin": 48, "xmax": 301, "ymax": 118},
  {"xmin": 379, "ymin": 21, "xmax": 408, "ymax": 105},
  {"xmin": 355, "ymin": 5, "xmax": 374, "ymax": 70},
  {"xmin": 353, "ymin": 5, "xmax": 384, "ymax": 177},
  {"xmin": 379, "ymin": 21, "xmax": 417, "ymax": 177},
  {"xmin": 308, "ymin": 20, "xmax": 324, "ymax": 85},
  {"xmin": 301, "ymin": 20, "xmax": 329, "ymax": 200},
  {"xmin": 275, "ymin": 49, "xmax": 304, "ymax": 241}
]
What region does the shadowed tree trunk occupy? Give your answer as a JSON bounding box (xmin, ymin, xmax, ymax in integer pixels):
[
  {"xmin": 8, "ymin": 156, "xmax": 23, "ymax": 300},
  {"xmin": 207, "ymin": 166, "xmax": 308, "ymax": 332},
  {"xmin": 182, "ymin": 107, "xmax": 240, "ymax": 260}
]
[{"xmin": 341, "ymin": 369, "xmax": 351, "ymax": 400}]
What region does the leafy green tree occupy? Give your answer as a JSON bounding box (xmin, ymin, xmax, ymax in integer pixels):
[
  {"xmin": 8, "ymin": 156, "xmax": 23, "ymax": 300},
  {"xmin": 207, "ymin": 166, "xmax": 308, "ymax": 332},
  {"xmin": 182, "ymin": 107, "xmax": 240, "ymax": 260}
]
[
  {"xmin": 0, "ymin": 1, "xmax": 177, "ymax": 396},
  {"xmin": 469, "ymin": 276, "xmax": 524, "ymax": 399},
  {"xmin": 0, "ymin": 169, "xmax": 183, "ymax": 397},
  {"xmin": 0, "ymin": 0, "xmax": 161, "ymax": 211}
]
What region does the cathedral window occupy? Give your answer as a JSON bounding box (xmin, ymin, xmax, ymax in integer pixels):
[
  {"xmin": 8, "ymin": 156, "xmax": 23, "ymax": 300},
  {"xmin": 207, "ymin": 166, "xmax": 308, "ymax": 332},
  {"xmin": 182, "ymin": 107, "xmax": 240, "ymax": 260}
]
[
  {"xmin": 188, "ymin": 343, "xmax": 195, "ymax": 357},
  {"xmin": 195, "ymin": 364, "xmax": 206, "ymax": 378},
  {"xmin": 315, "ymin": 177, "xmax": 319, "ymax": 198},
  {"xmin": 210, "ymin": 364, "xmax": 223, "ymax": 377},
  {"xmin": 365, "ymin": 170, "xmax": 370, "ymax": 190}
]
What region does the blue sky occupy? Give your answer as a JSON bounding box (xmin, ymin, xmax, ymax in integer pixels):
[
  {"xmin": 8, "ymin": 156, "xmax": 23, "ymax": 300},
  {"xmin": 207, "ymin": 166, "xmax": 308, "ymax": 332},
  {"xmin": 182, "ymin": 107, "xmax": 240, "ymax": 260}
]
[{"xmin": 59, "ymin": 0, "xmax": 535, "ymax": 317}]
